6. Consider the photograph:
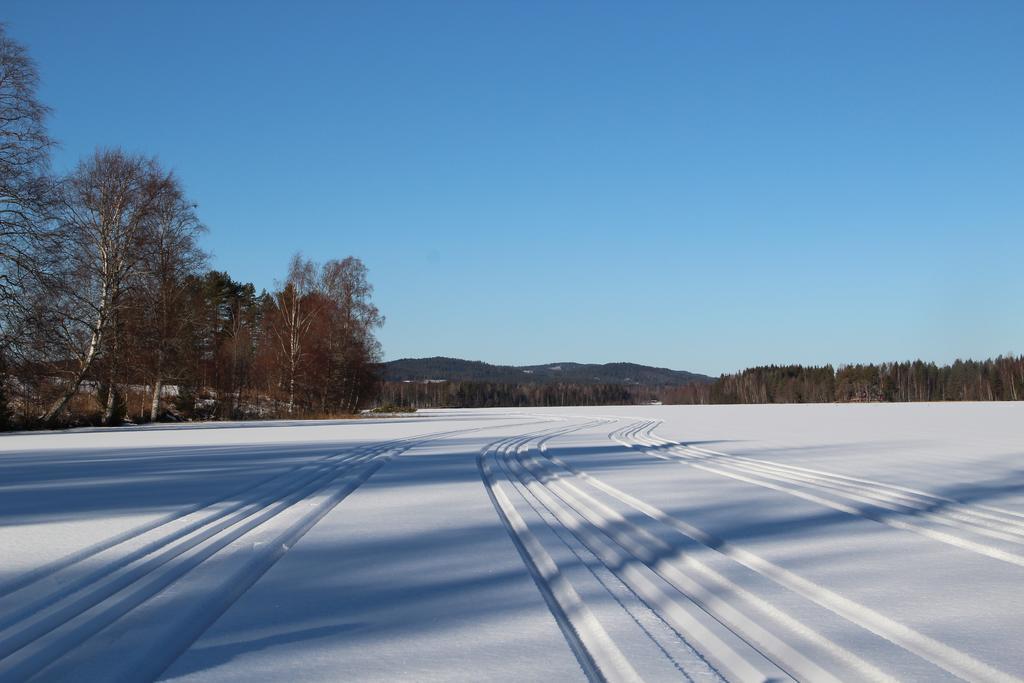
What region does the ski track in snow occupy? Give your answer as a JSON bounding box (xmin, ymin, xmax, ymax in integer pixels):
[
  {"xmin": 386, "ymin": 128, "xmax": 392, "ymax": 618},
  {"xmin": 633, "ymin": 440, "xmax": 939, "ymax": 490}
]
[{"xmin": 1, "ymin": 406, "xmax": 1023, "ymax": 682}]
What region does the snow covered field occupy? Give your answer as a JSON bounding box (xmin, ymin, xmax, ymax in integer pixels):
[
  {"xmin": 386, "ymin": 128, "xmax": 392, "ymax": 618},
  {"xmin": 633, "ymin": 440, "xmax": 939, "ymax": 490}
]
[{"xmin": 1, "ymin": 404, "xmax": 1023, "ymax": 682}]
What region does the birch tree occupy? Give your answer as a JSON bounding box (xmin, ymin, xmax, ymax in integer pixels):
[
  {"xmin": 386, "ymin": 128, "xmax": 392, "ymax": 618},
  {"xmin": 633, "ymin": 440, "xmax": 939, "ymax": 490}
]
[
  {"xmin": 40, "ymin": 150, "xmax": 171, "ymax": 424},
  {"xmin": 136, "ymin": 183, "xmax": 206, "ymax": 420},
  {"xmin": 270, "ymin": 254, "xmax": 318, "ymax": 415},
  {"xmin": 319, "ymin": 257, "xmax": 383, "ymax": 412}
]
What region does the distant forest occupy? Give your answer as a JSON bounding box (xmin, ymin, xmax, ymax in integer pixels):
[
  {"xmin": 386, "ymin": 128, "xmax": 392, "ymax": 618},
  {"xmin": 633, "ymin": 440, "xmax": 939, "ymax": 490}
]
[
  {"xmin": 378, "ymin": 356, "xmax": 1024, "ymax": 409},
  {"xmin": 662, "ymin": 357, "xmax": 1024, "ymax": 405},
  {"xmin": 377, "ymin": 380, "xmax": 662, "ymax": 409}
]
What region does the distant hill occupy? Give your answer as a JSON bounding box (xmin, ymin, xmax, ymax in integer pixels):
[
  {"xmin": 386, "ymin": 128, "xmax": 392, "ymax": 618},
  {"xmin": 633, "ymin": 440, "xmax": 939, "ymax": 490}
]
[{"xmin": 381, "ymin": 357, "xmax": 711, "ymax": 386}]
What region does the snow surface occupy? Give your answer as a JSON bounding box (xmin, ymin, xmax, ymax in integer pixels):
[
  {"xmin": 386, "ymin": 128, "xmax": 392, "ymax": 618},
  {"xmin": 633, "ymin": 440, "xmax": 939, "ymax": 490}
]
[{"xmin": 1, "ymin": 404, "xmax": 1022, "ymax": 681}]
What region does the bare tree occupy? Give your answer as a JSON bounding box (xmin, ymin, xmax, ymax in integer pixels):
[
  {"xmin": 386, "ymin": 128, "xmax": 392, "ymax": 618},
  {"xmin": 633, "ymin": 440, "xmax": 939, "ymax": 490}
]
[
  {"xmin": 0, "ymin": 24, "xmax": 54, "ymax": 355},
  {"xmin": 319, "ymin": 257, "xmax": 383, "ymax": 412},
  {"xmin": 135, "ymin": 182, "xmax": 206, "ymax": 420},
  {"xmin": 270, "ymin": 254, "xmax": 318, "ymax": 415},
  {"xmin": 40, "ymin": 150, "xmax": 172, "ymax": 424}
]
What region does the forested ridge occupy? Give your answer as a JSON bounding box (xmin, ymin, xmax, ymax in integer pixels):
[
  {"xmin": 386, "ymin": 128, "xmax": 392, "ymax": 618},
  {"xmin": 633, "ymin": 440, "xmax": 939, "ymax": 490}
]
[
  {"xmin": 0, "ymin": 26, "xmax": 383, "ymax": 428},
  {"xmin": 381, "ymin": 357, "xmax": 710, "ymax": 385},
  {"xmin": 377, "ymin": 357, "xmax": 1024, "ymax": 409}
]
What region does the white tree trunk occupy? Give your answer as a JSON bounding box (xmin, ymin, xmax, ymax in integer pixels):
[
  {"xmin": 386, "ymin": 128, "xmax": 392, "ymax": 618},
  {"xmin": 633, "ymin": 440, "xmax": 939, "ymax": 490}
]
[
  {"xmin": 150, "ymin": 378, "xmax": 163, "ymax": 421},
  {"xmin": 40, "ymin": 303, "xmax": 106, "ymax": 424}
]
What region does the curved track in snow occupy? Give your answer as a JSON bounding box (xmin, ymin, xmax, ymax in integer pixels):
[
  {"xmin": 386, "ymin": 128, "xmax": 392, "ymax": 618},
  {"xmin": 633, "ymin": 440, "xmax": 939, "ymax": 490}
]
[{"xmin": 481, "ymin": 415, "xmax": 1024, "ymax": 683}]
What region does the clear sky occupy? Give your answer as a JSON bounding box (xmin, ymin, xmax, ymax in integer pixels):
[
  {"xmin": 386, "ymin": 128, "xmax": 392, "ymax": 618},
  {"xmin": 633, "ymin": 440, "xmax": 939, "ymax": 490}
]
[{"xmin": 5, "ymin": 1, "xmax": 1023, "ymax": 375}]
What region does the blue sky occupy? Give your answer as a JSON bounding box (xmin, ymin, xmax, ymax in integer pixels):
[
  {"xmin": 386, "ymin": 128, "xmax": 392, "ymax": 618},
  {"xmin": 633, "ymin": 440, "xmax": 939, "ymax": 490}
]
[{"xmin": 5, "ymin": 1, "xmax": 1023, "ymax": 375}]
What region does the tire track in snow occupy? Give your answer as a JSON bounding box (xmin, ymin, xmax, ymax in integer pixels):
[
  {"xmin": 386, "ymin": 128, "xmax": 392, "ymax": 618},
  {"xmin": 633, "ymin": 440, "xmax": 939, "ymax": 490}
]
[
  {"xmin": 0, "ymin": 443, "xmax": 386, "ymax": 635},
  {"xmin": 0, "ymin": 444, "xmax": 406, "ymax": 681},
  {"xmin": 516, "ymin": 455, "xmax": 837, "ymax": 680},
  {"xmin": 503, "ymin": 426, "xmax": 851, "ymax": 683},
  {"xmin": 633, "ymin": 420, "xmax": 1024, "ymax": 542},
  {"xmin": 484, "ymin": 418, "xmax": 836, "ymax": 682},
  {"xmin": 497, "ymin": 434, "xmax": 725, "ymax": 682},
  {"xmin": 620, "ymin": 421, "xmax": 1024, "ymax": 569},
  {"xmin": 480, "ymin": 421, "xmax": 645, "ymax": 683},
  {"xmin": 0, "ymin": 417, "xmax": 555, "ymax": 682},
  {"xmin": 679, "ymin": 444, "xmax": 1024, "ymax": 542},
  {"xmin": 0, "ymin": 444, "xmax": 367, "ymax": 600}
]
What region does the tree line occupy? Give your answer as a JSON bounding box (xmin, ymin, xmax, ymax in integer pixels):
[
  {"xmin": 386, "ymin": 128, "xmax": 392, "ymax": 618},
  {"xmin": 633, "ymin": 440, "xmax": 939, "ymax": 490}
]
[
  {"xmin": 661, "ymin": 357, "xmax": 1024, "ymax": 405},
  {"xmin": 376, "ymin": 380, "xmax": 661, "ymax": 409},
  {"xmin": 377, "ymin": 356, "xmax": 1024, "ymax": 410},
  {"xmin": 0, "ymin": 25, "xmax": 382, "ymax": 428}
]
